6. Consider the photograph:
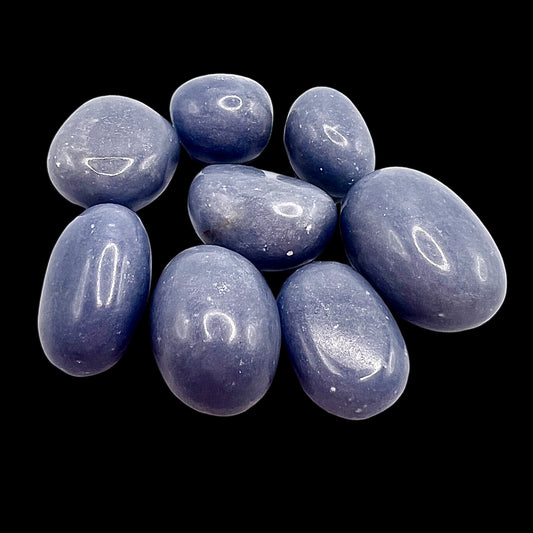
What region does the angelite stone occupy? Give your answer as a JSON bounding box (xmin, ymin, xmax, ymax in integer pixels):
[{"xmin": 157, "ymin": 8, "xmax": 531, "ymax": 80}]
[
  {"xmin": 340, "ymin": 166, "xmax": 507, "ymax": 332},
  {"xmin": 150, "ymin": 245, "xmax": 281, "ymax": 416},
  {"xmin": 38, "ymin": 204, "xmax": 152, "ymax": 376},
  {"xmin": 169, "ymin": 73, "xmax": 273, "ymax": 164},
  {"xmin": 277, "ymin": 261, "xmax": 409, "ymax": 420},
  {"xmin": 47, "ymin": 95, "xmax": 180, "ymax": 211},
  {"xmin": 284, "ymin": 86, "xmax": 375, "ymax": 201},
  {"xmin": 187, "ymin": 164, "xmax": 337, "ymax": 271}
]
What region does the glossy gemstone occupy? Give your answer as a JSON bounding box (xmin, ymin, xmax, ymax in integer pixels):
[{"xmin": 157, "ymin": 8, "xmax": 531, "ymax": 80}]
[
  {"xmin": 340, "ymin": 166, "xmax": 507, "ymax": 332},
  {"xmin": 277, "ymin": 261, "xmax": 409, "ymax": 420},
  {"xmin": 284, "ymin": 86, "xmax": 375, "ymax": 201},
  {"xmin": 170, "ymin": 73, "xmax": 273, "ymax": 164},
  {"xmin": 47, "ymin": 95, "xmax": 180, "ymax": 211},
  {"xmin": 150, "ymin": 245, "xmax": 281, "ymax": 416},
  {"xmin": 187, "ymin": 164, "xmax": 338, "ymax": 271},
  {"xmin": 38, "ymin": 204, "xmax": 152, "ymax": 376}
]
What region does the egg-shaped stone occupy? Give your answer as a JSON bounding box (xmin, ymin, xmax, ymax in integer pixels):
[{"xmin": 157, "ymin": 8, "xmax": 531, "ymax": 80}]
[
  {"xmin": 170, "ymin": 73, "xmax": 273, "ymax": 164},
  {"xmin": 340, "ymin": 166, "xmax": 507, "ymax": 332},
  {"xmin": 150, "ymin": 245, "xmax": 281, "ymax": 416},
  {"xmin": 38, "ymin": 204, "xmax": 152, "ymax": 376},
  {"xmin": 187, "ymin": 164, "xmax": 337, "ymax": 271},
  {"xmin": 277, "ymin": 261, "xmax": 409, "ymax": 420},
  {"xmin": 284, "ymin": 86, "xmax": 375, "ymax": 201},
  {"xmin": 47, "ymin": 95, "xmax": 180, "ymax": 211}
]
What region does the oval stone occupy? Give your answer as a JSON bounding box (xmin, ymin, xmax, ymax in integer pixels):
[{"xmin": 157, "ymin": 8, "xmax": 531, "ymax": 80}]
[
  {"xmin": 340, "ymin": 166, "xmax": 507, "ymax": 332},
  {"xmin": 47, "ymin": 95, "xmax": 180, "ymax": 211},
  {"xmin": 277, "ymin": 261, "xmax": 410, "ymax": 420},
  {"xmin": 38, "ymin": 204, "xmax": 152, "ymax": 376},
  {"xmin": 170, "ymin": 73, "xmax": 273, "ymax": 164},
  {"xmin": 187, "ymin": 164, "xmax": 338, "ymax": 271},
  {"xmin": 150, "ymin": 245, "xmax": 281, "ymax": 416},
  {"xmin": 284, "ymin": 86, "xmax": 375, "ymax": 201}
]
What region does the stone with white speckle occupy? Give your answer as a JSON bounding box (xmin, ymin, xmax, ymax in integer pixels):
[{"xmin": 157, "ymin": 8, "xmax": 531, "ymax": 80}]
[
  {"xmin": 47, "ymin": 95, "xmax": 180, "ymax": 211},
  {"xmin": 284, "ymin": 86, "xmax": 375, "ymax": 201},
  {"xmin": 188, "ymin": 164, "xmax": 337, "ymax": 271},
  {"xmin": 38, "ymin": 204, "xmax": 152, "ymax": 376},
  {"xmin": 277, "ymin": 261, "xmax": 409, "ymax": 420},
  {"xmin": 150, "ymin": 245, "xmax": 281, "ymax": 416},
  {"xmin": 170, "ymin": 73, "xmax": 273, "ymax": 164},
  {"xmin": 340, "ymin": 166, "xmax": 507, "ymax": 331}
]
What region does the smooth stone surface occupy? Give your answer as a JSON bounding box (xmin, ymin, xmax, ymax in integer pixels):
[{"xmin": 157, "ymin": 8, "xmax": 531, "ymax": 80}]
[
  {"xmin": 170, "ymin": 73, "xmax": 273, "ymax": 164},
  {"xmin": 277, "ymin": 261, "xmax": 409, "ymax": 420},
  {"xmin": 150, "ymin": 245, "xmax": 281, "ymax": 416},
  {"xmin": 38, "ymin": 204, "xmax": 152, "ymax": 376},
  {"xmin": 47, "ymin": 95, "xmax": 180, "ymax": 211},
  {"xmin": 187, "ymin": 164, "xmax": 338, "ymax": 271},
  {"xmin": 284, "ymin": 86, "xmax": 375, "ymax": 201},
  {"xmin": 340, "ymin": 167, "xmax": 507, "ymax": 332}
]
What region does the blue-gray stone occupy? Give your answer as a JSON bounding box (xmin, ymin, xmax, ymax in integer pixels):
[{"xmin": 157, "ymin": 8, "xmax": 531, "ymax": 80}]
[
  {"xmin": 150, "ymin": 245, "xmax": 281, "ymax": 416},
  {"xmin": 187, "ymin": 164, "xmax": 338, "ymax": 271},
  {"xmin": 284, "ymin": 86, "xmax": 375, "ymax": 201},
  {"xmin": 277, "ymin": 261, "xmax": 409, "ymax": 420},
  {"xmin": 47, "ymin": 95, "xmax": 180, "ymax": 211},
  {"xmin": 340, "ymin": 166, "xmax": 507, "ymax": 332},
  {"xmin": 38, "ymin": 204, "xmax": 152, "ymax": 376},
  {"xmin": 169, "ymin": 73, "xmax": 273, "ymax": 164}
]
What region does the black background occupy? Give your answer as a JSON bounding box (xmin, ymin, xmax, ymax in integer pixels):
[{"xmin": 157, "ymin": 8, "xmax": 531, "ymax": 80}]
[{"xmin": 10, "ymin": 9, "xmax": 524, "ymax": 521}]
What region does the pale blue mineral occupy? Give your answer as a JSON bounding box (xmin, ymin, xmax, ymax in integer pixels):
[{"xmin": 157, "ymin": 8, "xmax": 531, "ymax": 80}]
[
  {"xmin": 170, "ymin": 73, "xmax": 273, "ymax": 164},
  {"xmin": 277, "ymin": 261, "xmax": 409, "ymax": 420},
  {"xmin": 47, "ymin": 95, "xmax": 180, "ymax": 211},
  {"xmin": 284, "ymin": 86, "xmax": 375, "ymax": 200},
  {"xmin": 38, "ymin": 204, "xmax": 152, "ymax": 376},
  {"xmin": 340, "ymin": 167, "xmax": 507, "ymax": 332},
  {"xmin": 150, "ymin": 245, "xmax": 281, "ymax": 416},
  {"xmin": 187, "ymin": 164, "xmax": 337, "ymax": 271}
]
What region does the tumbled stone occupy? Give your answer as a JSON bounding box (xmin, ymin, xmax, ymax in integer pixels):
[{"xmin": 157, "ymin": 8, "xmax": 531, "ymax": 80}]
[
  {"xmin": 187, "ymin": 164, "xmax": 338, "ymax": 271},
  {"xmin": 150, "ymin": 245, "xmax": 281, "ymax": 416},
  {"xmin": 47, "ymin": 95, "xmax": 180, "ymax": 211},
  {"xmin": 38, "ymin": 204, "xmax": 152, "ymax": 376},
  {"xmin": 277, "ymin": 261, "xmax": 410, "ymax": 420},
  {"xmin": 170, "ymin": 73, "xmax": 273, "ymax": 164},
  {"xmin": 284, "ymin": 86, "xmax": 375, "ymax": 200},
  {"xmin": 340, "ymin": 166, "xmax": 507, "ymax": 332}
]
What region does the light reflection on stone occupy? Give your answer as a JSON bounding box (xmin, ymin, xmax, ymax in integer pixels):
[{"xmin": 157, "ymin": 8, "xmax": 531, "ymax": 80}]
[
  {"xmin": 84, "ymin": 156, "xmax": 135, "ymax": 176},
  {"xmin": 202, "ymin": 310, "xmax": 237, "ymax": 343},
  {"xmin": 217, "ymin": 94, "xmax": 243, "ymax": 111},
  {"xmin": 272, "ymin": 201, "xmax": 304, "ymax": 218},
  {"xmin": 323, "ymin": 123, "xmax": 349, "ymax": 147},
  {"xmin": 411, "ymin": 225, "xmax": 450, "ymax": 272},
  {"xmin": 96, "ymin": 242, "xmax": 120, "ymax": 307}
]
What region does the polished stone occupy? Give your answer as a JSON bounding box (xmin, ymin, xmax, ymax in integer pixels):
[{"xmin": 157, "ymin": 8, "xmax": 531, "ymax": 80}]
[
  {"xmin": 150, "ymin": 245, "xmax": 281, "ymax": 416},
  {"xmin": 170, "ymin": 73, "xmax": 273, "ymax": 164},
  {"xmin": 38, "ymin": 204, "xmax": 152, "ymax": 376},
  {"xmin": 277, "ymin": 261, "xmax": 409, "ymax": 420},
  {"xmin": 187, "ymin": 164, "xmax": 338, "ymax": 271},
  {"xmin": 340, "ymin": 166, "xmax": 507, "ymax": 332},
  {"xmin": 47, "ymin": 95, "xmax": 180, "ymax": 211},
  {"xmin": 284, "ymin": 86, "xmax": 375, "ymax": 201}
]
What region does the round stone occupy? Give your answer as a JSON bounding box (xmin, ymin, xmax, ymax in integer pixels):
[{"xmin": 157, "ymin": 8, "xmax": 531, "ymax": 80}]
[
  {"xmin": 47, "ymin": 95, "xmax": 180, "ymax": 211},
  {"xmin": 187, "ymin": 164, "xmax": 337, "ymax": 271},
  {"xmin": 284, "ymin": 86, "xmax": 375, "ymax": 200},
  {"xmin": 340, "ymin": 166, "xmax": 507, "ymax": 332},
  {"xmin": 277, "ymin": 261, "xmax": 410, "ymax": 420},
  {"xmin": 38, "ymin": 204, "xmax": 152, "ymax": 376},
  {"xmin": 150, "ymin": 245, "xmax": 281, "ymax": 416},
  {"xmin": 170, "ymin": 73, "xmax": 273, "ymax": 164}
]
